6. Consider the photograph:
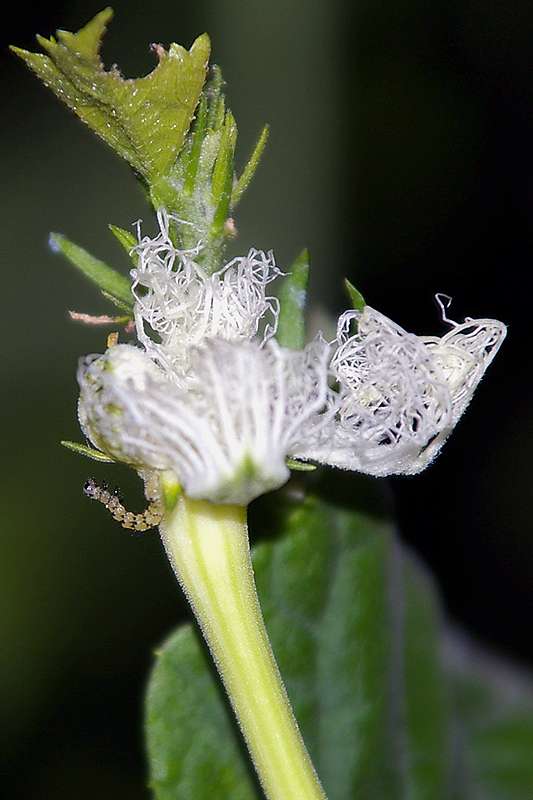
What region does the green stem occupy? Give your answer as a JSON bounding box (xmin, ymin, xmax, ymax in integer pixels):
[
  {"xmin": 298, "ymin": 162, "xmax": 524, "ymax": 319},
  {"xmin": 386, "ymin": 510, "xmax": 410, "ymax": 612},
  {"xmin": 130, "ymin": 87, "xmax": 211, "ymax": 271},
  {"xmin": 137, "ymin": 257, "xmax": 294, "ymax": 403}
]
[{"xmin": 159, "ymin": 493, "xmax": 326, "ymax": 800}]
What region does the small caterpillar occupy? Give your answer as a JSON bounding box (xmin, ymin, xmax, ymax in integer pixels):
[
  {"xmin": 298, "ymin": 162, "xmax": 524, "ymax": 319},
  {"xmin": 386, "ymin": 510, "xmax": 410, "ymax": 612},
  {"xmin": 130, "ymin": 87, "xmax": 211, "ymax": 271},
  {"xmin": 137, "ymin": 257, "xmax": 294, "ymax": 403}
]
[{"xmin": 84, "ymin": 478, "xmax": 163, "ymax": 532}]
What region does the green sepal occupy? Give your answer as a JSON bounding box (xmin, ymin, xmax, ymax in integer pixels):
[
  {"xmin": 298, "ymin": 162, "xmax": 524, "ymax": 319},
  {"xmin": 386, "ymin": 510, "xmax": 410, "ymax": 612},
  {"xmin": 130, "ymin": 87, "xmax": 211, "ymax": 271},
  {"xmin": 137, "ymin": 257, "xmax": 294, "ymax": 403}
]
[
  {"xmin": 232, "ymin": 124, "xmax": 270, "ymax": 207},
  {"xmin": 61, "ymin": 440, "xmax": 115, "ymax": 463},
  {"xmin": 50, "ymin": 232, "xmax": 133, "ymax": 309},
  {"xmin": 276, "ymin": 249, "xmax": 310, "ymax": 350},
  {"xmin": 150, "ymin": 64, "xmax": 268, "ymax": 273},
  {"xmin": 205, "ymin": 65, "xmax": 224, "ymax": 129},
  {"xmin": 160, "ymin": 471, "xmax": 182, "ymax": 513},
  {"xmin": 184, "ymin": 95, "xmax": 209, "ymax": 195},
  {"xmin": 286, "ymin": 458, "xmax": 317, "ymax": 472},
  {"xmin": 210, "ymin": 111, "xmax": 237, "ymax": 237},
  {"xmin": 108, "ymin": 224, "xmax": 138, "ymax": 265},
  {"xmin": 344, "ymin": 278, "xmax": 366, "ymax": 311},
  {"xmin": 212, "ymin": 94, "xmax": 226, "ymax": 132},
  {"xmin": 11, "ymin": 9, "xmax": 210, "ymax": 185},
  {"xmin": 161, "ymin": 76, "xmax": 239, "ymax": 271}
]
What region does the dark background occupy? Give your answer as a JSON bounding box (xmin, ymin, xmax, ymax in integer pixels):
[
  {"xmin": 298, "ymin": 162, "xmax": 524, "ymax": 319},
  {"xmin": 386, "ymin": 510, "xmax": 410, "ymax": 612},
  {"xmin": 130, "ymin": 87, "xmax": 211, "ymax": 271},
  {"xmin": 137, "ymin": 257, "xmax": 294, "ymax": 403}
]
[{"xmin": 2, "ymin": 1, "xmax": 533, "ymax": 797}]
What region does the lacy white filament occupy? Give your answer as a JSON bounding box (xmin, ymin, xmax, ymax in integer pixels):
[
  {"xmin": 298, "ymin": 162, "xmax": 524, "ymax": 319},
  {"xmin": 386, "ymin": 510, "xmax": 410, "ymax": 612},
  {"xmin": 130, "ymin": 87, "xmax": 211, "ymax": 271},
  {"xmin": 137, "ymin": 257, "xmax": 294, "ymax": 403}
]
[
  {"xmin": 294, "ymin": 306, "xmax": 506, "ymax": 476},
  {"xmin": 131, "ymin": 210, "xmax": 282, "ymax": 381},
  {"xmin": 78, "ymin": 338, "xmax": 331, "ymax": 505},
  {"xmin": 420, "ymin": 318, "xmax": 506, "ymax": 424}
]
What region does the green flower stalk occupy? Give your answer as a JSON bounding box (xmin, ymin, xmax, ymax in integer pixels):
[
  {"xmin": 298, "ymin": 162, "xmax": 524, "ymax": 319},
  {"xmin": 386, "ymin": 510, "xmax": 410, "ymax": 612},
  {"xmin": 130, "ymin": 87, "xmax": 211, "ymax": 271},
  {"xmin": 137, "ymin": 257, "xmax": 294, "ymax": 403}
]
[
  {"xmin": 160, "ymin": 492, "xmax": 326, "ymax": 799},
  {"xmin": 12, "ymin": 9, "xmax": 507, "ymax": 799}
]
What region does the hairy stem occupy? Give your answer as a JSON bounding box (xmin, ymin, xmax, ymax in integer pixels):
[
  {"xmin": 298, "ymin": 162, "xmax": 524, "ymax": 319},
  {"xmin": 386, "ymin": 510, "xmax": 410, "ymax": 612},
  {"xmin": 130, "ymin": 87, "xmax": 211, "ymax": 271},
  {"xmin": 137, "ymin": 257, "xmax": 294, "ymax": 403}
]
[{"xmin": 159, "ymin": 492, "xmax": 326, "ymax": 800}]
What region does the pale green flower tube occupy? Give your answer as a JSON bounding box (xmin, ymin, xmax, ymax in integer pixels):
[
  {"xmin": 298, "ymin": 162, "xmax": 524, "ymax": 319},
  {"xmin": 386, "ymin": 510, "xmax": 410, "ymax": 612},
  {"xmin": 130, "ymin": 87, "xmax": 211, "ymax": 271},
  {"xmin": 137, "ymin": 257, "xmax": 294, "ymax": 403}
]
[{"xmin": 159, "ymin": 490, "xmax": 326, "ymax": 800}]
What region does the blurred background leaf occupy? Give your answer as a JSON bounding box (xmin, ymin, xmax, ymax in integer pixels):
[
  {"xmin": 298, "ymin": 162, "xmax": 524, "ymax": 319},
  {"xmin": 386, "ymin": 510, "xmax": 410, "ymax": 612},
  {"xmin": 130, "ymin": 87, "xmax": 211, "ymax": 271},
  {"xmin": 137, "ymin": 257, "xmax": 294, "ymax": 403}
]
[
  {"xmin": 146, "ymin": 479, "xmax": 533, "ymax": 799},
  {"xmin": 2, "ymin": 1, "xmax": 533, "ymax": 797},
  {"xmin": 447, "ymin": 634, "xmax": 533, "ymax": 800}
]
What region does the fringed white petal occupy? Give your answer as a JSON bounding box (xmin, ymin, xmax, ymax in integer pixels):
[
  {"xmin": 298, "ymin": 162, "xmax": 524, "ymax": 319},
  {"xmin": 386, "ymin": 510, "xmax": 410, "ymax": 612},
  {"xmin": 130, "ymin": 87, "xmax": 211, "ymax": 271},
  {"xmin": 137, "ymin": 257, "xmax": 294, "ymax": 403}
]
[
  {"xmin": 293, "ymin": 306, "xmax": 506, "ymax": 476},
  {"xmin": 77, "ymin": 338, "xmax": 331, "ymax": 506},
  {"xmin": 130, "ymin": 210, "xmax": 282, "ymax": 382},
  {"xmin": 420, "ymin": 317, "xmax": 506, "ymax": 423}
]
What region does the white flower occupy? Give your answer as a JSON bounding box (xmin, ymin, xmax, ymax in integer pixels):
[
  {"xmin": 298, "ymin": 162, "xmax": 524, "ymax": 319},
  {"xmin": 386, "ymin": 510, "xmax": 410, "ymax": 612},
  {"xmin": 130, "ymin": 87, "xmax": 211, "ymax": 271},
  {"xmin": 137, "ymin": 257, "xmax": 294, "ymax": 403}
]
[
  {"xmin": 77, "ymin": 211, "xmax": 506, "ymax": 506},
  {"xmin": 293, "ymin": 305, "xmax": 507, "ymax": 476},
  {"xmin": 78, "ymin": 337, "xmax": 331, "ymax": 505},
  {"xmin": 131, "ymin": 210, "xmax": 282, "ymax": 383}
]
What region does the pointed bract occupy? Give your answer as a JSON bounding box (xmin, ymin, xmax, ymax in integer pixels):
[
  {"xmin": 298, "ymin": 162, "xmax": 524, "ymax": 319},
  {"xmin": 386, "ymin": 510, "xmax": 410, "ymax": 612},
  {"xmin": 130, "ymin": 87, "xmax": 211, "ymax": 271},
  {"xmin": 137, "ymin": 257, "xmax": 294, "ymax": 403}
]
[
  {"xmin": 50, "ymin": 232, "xmax": 133, "ymax": 309},
  {"xmin": 276, "ymin": 249, "xmax": 310, "ymax": 350}
]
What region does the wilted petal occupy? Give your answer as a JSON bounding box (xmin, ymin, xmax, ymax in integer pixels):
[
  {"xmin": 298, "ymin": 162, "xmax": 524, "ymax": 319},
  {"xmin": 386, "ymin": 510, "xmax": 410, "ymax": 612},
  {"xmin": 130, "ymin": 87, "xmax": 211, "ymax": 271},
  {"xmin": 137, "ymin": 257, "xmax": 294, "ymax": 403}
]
[
  {"xmin": 293, "ymin": 306, "xmax": 506, "ymax": 476},
  {"xmin": 77, "ymin": 344, "xmax": 170, "ymax": 468}
]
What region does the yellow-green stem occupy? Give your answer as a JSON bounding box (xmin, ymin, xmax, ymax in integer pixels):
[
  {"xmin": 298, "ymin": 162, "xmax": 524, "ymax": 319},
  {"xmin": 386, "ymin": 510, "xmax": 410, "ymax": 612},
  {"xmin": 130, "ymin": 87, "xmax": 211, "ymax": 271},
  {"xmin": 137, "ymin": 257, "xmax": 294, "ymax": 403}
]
[{"xmin": 159, "ymin": 493, "xmax": 326, "ymax": 800}]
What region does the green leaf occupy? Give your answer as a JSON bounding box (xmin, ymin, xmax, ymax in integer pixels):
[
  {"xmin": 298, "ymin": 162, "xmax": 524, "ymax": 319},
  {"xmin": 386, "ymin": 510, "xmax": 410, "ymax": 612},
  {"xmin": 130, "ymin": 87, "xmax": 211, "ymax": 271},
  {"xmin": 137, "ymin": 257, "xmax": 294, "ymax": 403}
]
[
  {"xmin": 401, "ymin": 557, "xmax": 451, "ymax": 797},
  {"xmin": 344, "ymin": 278, "xmax": 366, "ymax": 311},
  {"xmin": 108, "ymin": 224, "xmax": 138, "ymax": 265},
  {"xmin": 145, "ymin": 477, "xmax": 454, "ymax": 799},
  {"xmin": 146, "ymin": 477, "xmax": 533, "ymax": 799},
  {"xmin": 232, "ymin": 125, "xmax": 270, "ymax": 207},
  {"xmin": 448, "ymin": 636, "xmax": 533, "ymax": 800},
  {"xmin": 11, "ymin": 9, "xmax": 210, "ymax": 185},
  {"xmin": 61, "ymin": 440, "xmax": 115, "ymax": 463},
  {"xmin": 276, "ymin": 249, "xmax": 310, "ymax": 349},
  {"xmin": 146, "ymin": 627, "xmax": 257, "ymax": 800},
  {"xmin": 50, "ymin": 232, "xmax": 133, "ymax": 309}
]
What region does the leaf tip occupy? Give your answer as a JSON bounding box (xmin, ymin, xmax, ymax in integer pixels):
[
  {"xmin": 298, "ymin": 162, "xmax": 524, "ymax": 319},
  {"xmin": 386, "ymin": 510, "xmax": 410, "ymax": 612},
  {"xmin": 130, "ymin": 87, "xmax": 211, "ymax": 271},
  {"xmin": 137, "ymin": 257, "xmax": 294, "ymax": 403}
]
[
  {"xmin": 98, "ymin": 6, "xmax": 114, "ymax": 23},
  {"xmin": 34, "ymin": 33, "xmax": 49, "ymax": 47},
  {"xmin": 9, "ymin": 44, "xmax": 27, "ymax": 57},
  {"xmin": 344, "ymin": 278, "xmax": 366, "ymax": 311},
  {"xmin": 48, "ymin": 232, "xmax": 62, "ymax": 253},
  {"xmin": 60, "ymin": 440, "xmax": 116, "ymax": 463},
  {"xmin": 192, "ymin": 32, "xmax": 211, "ymax": 61},
  {"xmin": 293, "ymin": 248, "xmax": 310, "ymax": 272}
]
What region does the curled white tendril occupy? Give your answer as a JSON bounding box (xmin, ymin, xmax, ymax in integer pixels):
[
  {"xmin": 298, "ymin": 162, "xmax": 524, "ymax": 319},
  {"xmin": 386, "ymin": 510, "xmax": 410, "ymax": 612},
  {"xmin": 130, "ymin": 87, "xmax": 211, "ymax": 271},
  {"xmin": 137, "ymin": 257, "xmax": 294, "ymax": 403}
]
[
  {"xmin": 292, "ymin": 306, "xmax": 507, "ymax": 476},
  {"xmin": 130, "ymin": 210, "xmax": 283, "ymax": 382},
  {"xmin": 78, "ymin": 337, "xmax": 332, "ymax": 505}
]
